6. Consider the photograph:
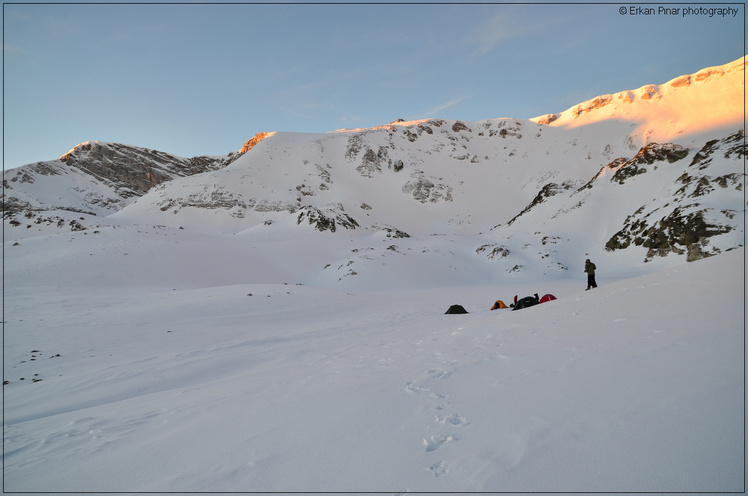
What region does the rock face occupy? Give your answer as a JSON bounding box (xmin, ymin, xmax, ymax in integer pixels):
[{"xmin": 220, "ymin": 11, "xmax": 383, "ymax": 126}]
[{"xmin": 59, "ymin": 141, "xmax": 244, "ymax": 193}]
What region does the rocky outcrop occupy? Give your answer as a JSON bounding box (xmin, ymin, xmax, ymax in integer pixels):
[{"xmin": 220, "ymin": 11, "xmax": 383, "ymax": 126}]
[
  {"xmin": 296, "ymin": 203, "xmax": 359, "ymax": 233},
  {"xmin": 371, "ymin": 224, "xmax": 410, "ymax": 238},
  {"xmin": 572, "ymin": 95, "xmax": 612, "ymax": 117},
  {"xmin": 239, "ymin": 132, "xmax": 274, "ymax": 153},
  {"xmin": 476, "ymin": 244, "xmax": 510, "ymax": 260},
  {"xmin": 506, "ymin": 181, "xmax": 577, "ymax": 226},
  {"xmin": 687, "ymin": 130, "xmax": 745, "ymax": 170},
  {"xmin": 610, "ymin": 143, "xmax": 689, "ymax": 184},
  {"xmin": 534, "ymin": 114, "xmax": 559, "ymax": 125},
  {"xmin": 640, "ymin": 85, "xmax": 662, "ymax": 100},
  {"xmin": 639, "ymin": 208, "xmax": 728, "ymax": 261},
  {"xmin": 452, "ymin": 121, "xmax": 471, "ymax": 133},
  {"xmin": 402, "ymin": 174, "xmax": 453, "ymax": 203},
  {"xmin": 670, "ymin": 75, "xmax": 691, "ymax": 88},
  {"xmin": 356, "ymin": 147, "xmax": 390, "ymax": 177},
  {"xmin": 59, "ymin": 141, "xmax": 245, "ymax": 194},
  {"xmin": 158, "ymin": 185, "xmax": 251, "ymax": 212}
]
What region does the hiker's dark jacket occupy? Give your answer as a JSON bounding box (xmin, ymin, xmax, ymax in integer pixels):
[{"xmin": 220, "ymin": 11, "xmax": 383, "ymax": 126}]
[{"xmin": 585, "ymin": 260, "xmax": 596, "ymax": 275}]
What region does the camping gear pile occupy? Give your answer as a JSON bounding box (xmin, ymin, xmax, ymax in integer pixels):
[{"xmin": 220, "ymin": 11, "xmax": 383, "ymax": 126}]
[
  {"xmin": 508, "ymin": 293, "xmax": 557, "ymax": 310},
  {"xmin": 445, "ymin": 293, "xmax": 557, "ymax": 314}
]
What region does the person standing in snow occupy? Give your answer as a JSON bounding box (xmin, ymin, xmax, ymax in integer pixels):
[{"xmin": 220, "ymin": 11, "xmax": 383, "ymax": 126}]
[{"xmin": 585, "ymin": 258, "xmax": 597, "ymax": 290}]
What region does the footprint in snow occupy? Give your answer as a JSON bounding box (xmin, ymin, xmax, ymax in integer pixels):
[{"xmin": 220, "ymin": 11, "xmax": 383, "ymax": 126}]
[
  {"xmin": 425, "ymin": 368, "xmax": 451, "ymax": 380},
  {"xmin": 435, "ymin": 413, "xmax": 469, "ymax": 427},
  {"xmin": 431, "ymin": 402, "xmax": 452, "ymax": 411},
  {"xmin": 423, "ymin": 434, "xmax": 455, "ymax": 452},
  {"xmin": 428, "ymin": 460, "xmax": 448, "ymax": 477},
  {"xmin": 405, "ymin": 382, "xmax": 448, "ymax": 398},
  {"xmin": 405, "ymin": 382, "xmax": 431, "ymax": 394}
]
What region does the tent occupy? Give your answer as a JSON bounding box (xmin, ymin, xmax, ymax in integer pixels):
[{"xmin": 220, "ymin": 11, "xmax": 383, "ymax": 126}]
[
  {"xmin": 491, "ymin": 300, "xmax": 508, "ymax": 310},
  {"xmin": 445, "ymin": 304, "xmax": 468, "ymax": 314},
  {"xmin": 512, "ymin": 295, "xmax": 539, "ymax": 311},
  {"xmin": 539, "ymin": 294, "xmax": 557, "ymax": 303}
]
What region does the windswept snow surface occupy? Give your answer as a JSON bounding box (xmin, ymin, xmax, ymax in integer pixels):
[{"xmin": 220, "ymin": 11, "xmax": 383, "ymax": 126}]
[{"xmin": 3, "ymin": 223, "xmax": 744, "ymax": 493}]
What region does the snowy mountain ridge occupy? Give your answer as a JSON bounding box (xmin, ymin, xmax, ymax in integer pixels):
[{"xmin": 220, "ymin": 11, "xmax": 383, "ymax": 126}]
[
  {"xmin": 3, "ymin": 56, "xmax": 745, "ymax": 285},
  {"xmin": 532, "ymin": 57, "xmax": 743, "ymax": 135}
]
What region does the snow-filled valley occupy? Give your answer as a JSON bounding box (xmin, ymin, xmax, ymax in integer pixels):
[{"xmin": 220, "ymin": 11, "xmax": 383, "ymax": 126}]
[{"xmin": 2, "ymin": 56, "xmax": 746, "ymax": 493}]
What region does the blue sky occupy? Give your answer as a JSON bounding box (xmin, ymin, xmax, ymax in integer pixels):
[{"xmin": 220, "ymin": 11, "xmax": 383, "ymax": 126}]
[{"xmin": 3, "ymin": 2, "xmax": 744, "ymax": 168}]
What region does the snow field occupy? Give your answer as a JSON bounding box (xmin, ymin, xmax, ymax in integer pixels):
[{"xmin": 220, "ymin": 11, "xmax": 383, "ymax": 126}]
[{"xmin": 3, "ymin": 225, "xmax": 744, "ymax": 492}]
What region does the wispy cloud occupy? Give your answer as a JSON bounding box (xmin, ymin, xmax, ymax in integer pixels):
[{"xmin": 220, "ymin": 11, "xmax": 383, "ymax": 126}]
[{"xmin": 464, "ymin": 7, "xmax": 568, "ymax": 58}]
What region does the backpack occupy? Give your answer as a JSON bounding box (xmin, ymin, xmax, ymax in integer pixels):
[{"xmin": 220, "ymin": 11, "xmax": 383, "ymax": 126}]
[{"xmin": 512, "ymin": 296, "xmax": 539, "ymax": 310}]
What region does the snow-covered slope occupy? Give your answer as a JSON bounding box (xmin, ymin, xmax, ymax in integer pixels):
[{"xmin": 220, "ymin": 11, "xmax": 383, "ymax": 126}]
[
  {"xmin": 2, "ymin": 141, "xmax": 248, "ymax": 215},
  {"xmin": 3, "ymin": 222, "xmax": 744, "ymax": 492},
  {"xmin": 4, "ymin": 58, "xmax": 744, "ymax": 283}
]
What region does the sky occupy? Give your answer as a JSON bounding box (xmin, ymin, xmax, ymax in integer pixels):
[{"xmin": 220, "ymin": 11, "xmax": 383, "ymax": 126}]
[{"xmin": 3, "ymin": 2, "xmax": 745, "ymax": 169}]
